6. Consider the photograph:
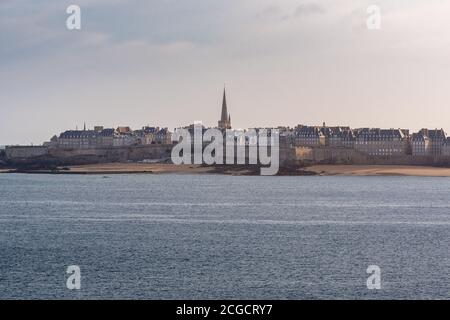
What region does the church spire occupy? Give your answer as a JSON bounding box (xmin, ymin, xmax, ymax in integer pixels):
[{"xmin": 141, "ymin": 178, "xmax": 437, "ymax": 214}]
[
  {"xmin": 218, "ymin": 86, "xmax": 231, "ymax": 129},
  {"xmin": 221, "ymin": 87, "xmax": 228, "ymax": 122}
]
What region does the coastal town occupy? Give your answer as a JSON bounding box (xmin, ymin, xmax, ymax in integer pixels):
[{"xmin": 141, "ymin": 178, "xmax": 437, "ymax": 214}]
[
  {"xmin": 13, "ymin": 122, "xmax": 450, "ymax": 160},
  {"xmin": 1, "ymin": 89, "xmax": 450, "ymax": 172}
]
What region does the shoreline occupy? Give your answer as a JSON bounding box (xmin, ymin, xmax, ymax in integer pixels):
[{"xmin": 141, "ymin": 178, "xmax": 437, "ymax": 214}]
[
  {"xmin": 2, "ymin": 163, "xmax": 450, "ymax": 177},
  {"xmin": 0, "ymin": 164, "xmax": 270, "ymax": 176},
  {"xmin": 306, "ymin": 164, "xmax": 450, "ymax": 177}
]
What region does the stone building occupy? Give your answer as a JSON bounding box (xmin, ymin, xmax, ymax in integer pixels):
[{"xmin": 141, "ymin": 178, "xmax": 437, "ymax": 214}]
[
  {"xmin": 354, "ymin": 128, "xmax": 409, "ymax": 156},
  {"xmin": 293, "ymin": 125, "xmax": 326, "ymax": 147},
  {"xmin": 57, "ymin": 126, "xmax": 115, "ymax": 149},
  {"xmin": 155, "ymin": 128, "xmax": 172, "ymax": 144},
  {"xmin": 113, "ymin": 127, "xmax": 138, "ymax": 147},
  {"xmin": 55, "ymin": 125, "xmax": 173, "ymax": 149},
  {"xmin": 325, "ymin": 126, "xmax": 354, "ymax": 148},
  {"xmin": 442, "ymin": 138, "xmax": 450, "ymax": 157},
  {"xmin": 116, "ymin": 126, "xmax": 132, "ymax": 135},
  {"xmin": 43, "ymin": 135, "xmax": 58, "ymax": 148},
  {"xmin": 277, "ymin": 126, "xmax": 295, "ymax": 146},
  {"xmin": 341, "ymin": 130, "xmax": 356, "ymax": 149},
  {"xmin": 134, "ymin": 126, "xmax": 159, "ymax": 145},
  {"xmin": 411, "ymin": 132, "xmax": 430, "ymax": 156},
  {"xmin": 422, "ymin": 129, "xmax": 445, "ymax": 157},
  {"xmin": 411, "ymin": 129, "xmax": 446, "ymax": 157}
]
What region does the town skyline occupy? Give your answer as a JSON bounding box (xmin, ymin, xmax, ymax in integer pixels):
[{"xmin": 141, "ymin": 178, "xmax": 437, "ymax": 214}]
[
  {"xmin": 3, "ymin": 111, "xmax": 450, "ymax": 147},
  {"xmin": 2, "ymin": 86, "xmax": 450, "ymax": 146},
  {"xmin": 9, "ymin": 87, "xmax": 444, "ymax": 164}
]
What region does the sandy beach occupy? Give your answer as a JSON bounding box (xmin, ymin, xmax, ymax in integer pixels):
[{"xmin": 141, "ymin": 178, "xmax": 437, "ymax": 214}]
[
  {"xmin": 52, "ymin": 164, "xmax": 450, "ymax": 177},
  {"xmin": 65, "ymin": 163, "xmax": 214, "ymax": 174},
  {"xmin": 64, "ymin": 163, "xmax": 266, "ymax": 175},
  {"xmin": 3, "ymin": 163, "xmax": 450, "ymax": 177},
  {"xmin": 307, "ymin": 165, "xmax": 450, "ymax": 177},
  {"xmin": 64, "ymin": 163, "xmax": 450, "ymax": 176}
]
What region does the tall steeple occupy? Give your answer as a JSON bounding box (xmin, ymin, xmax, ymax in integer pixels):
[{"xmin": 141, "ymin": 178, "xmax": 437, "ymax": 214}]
[
  {"xmin": 221, "ymin": 88, "xmax": 228, "ymax": 122},
  {"xmin": 218, "ymin": 87, "xmax": 232, "ymax": 129}
]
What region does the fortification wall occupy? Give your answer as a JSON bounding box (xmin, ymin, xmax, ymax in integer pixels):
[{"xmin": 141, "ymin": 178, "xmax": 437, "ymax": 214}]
[
  {"xmin": 5, "ymin": 146, "xmax": 49, "ymax": 159},
  {"xmin": 364, "ymin": 155, "xmax": 434, "ymax": 166},
  {"xmin": 5, "ymin": 144, "xmax": 448, "ymax": 168},
  {"xmin": 313, "ymin": 147, "xmax": 369, "ymax": 164},
  {"xmin": 295, "ymin": 147, "xmax": 314, "ymax": 162},
  {"xmin": 50, "ymin": 145, "xmax": 173, "ymax": 163},
  {"xmin": 5, "ymin": 145, "xmax": 173, "ymax": 166},
  {"xmin": 279, "ymin": 146, "xmax": 297, "ymax": 163},
  {"xmin": 294, "ymin": 146, "xmax": 441, "ymax": 166}
]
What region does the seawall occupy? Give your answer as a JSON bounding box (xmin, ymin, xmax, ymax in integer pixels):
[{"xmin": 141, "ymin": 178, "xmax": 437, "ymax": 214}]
[
  {"xmin": 4, "ymin": 144, "xmax": 296, "ymax": 168},
  {"xmin": 4, "ymin": 144, "xmax": 450, "ymax": 169},
  {"xmin": 294, "ymin": 146, "xmax": 448, "ymax": 166},
  {"xmin": 5, "ymin": 145, "xmax": 173, "ymax": 167}
]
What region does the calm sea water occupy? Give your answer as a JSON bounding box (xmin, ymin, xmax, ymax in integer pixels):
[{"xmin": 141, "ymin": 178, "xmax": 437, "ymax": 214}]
[{"xmin": 0, "ymin": 173, "xmax": 449, "ymax": 299}]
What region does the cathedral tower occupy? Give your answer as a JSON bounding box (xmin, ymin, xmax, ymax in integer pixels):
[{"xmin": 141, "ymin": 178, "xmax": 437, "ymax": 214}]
[{"xmin": 218, "ymin": 87, "xmax": 232, "ymax": 129}]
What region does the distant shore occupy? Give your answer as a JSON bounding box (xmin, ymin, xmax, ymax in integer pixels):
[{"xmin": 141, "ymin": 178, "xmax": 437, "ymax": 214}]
[
  {"xmin": 307, "ymin": 165, "xmax": 450, "ymax": 177},
  {"xmin": 2, "ymin": 163, "xmax": 450, "ymax": 177},
  {"xmin": 0, "ymin": 163, "xmax": 274, "ymax": 176},
  {"xmin": 63, "ymin": 163, "xmax": 215, "ymax": 175}
]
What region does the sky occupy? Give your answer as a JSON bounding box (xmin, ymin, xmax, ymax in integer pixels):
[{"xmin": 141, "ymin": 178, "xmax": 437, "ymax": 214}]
[{"xmin": 1, "ymin": 0, "xmax": 450, "ymax": 145}]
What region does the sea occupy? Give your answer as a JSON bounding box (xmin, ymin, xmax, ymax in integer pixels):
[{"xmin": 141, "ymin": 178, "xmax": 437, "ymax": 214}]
[{"xmin": 0, "ymin": 173, "xmax": 449, "ymax": 299}]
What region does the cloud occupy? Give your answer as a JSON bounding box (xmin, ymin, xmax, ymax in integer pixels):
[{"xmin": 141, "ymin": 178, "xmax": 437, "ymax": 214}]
[
  {"xmin": 259, "ymin": 2, "xmax": 325, "ymax": 21},
  {"xmin": 276, "ymin": 2, "xmax": 325, "ymax": 21}
]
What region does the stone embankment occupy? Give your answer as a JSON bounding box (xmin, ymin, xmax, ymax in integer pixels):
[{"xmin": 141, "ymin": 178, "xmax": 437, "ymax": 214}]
[
  {"xmin": 4, "ymin": 145, "xmax": 173, "ymax": 169},
  {"xmin": 3, "ymin": 144, "xmax": 450, "ymax": 171}
]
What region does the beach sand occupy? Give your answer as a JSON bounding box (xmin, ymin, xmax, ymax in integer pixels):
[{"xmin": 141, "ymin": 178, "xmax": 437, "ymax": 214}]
[
  {"xmin": 65, "ymin": 163, "xmax": 214, "ymax": 174},
  {"xmin": 307, "ymin": 165, "xmax": 450, "ymax": 177},
  {"xmin": 3, "ymin": 163, "xmax": 450, "ymax": 177},
  {"xmin": 63, "ymin": 164, "xmax": 450, "ymax": 177}
]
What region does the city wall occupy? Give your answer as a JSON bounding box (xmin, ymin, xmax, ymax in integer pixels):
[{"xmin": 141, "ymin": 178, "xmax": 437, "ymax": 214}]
[
  {"xmin": 4, "ymin": 144, "xmax": 448, "ymax": 168},
  {"xmin": 5, "ymin": 146, "xmax": 49, "ymax": 159},
  {"xmin": 294, "ymin": 146, "xmax": 442, "ymax": 166},
  {"xmin": 5, "ymin": 144, "xmax": 296, "ymax": 167},
  {"xmin": 5, "ymin": 145, "xmax": 173, "ymax": 166}
]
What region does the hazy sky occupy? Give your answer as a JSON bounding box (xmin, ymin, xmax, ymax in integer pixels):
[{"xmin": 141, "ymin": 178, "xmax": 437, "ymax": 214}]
[{"xmin": 1, "ymin": 0, "xmax": 450, "ymax": 145}]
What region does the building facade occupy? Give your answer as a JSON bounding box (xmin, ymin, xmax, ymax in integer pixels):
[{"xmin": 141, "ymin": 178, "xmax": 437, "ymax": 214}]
[
  {"xmin": 411, "ymin": 129, "xmax": 446, "ymax": 157},
  {"xmin": 411, "ymin": 132, "xmax": 430, "ymax": 156},
  {"xmin": 57, "ymin": 127, "xmax": 115, "ymax": 149},
  {"xmin": 442, "ymin": 138, "xmax": 450, "ymax": 157},
  {"xmin": 293, "ymin": 125, "xmax": 326, "ymax": 147},
  {"xmin": 155, "ymin": 128, "xmax": 172, "ymax": 144},
  {"xmin": 354, "ymin": 128, "xmax": 409, "ymax": 156},
  {"xmin": 325, "ymin": 126, "xmax": 354, "ymax": 148},
  {"xmin": 54, "ymin": 125, "xmax": 172, "ymax": 149}
]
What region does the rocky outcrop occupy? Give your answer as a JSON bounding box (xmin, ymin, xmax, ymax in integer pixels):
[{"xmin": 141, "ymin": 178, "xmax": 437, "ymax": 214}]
[{"xmin": 0, "ymin": 149, "xmax": 6, "ymax": 168}]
